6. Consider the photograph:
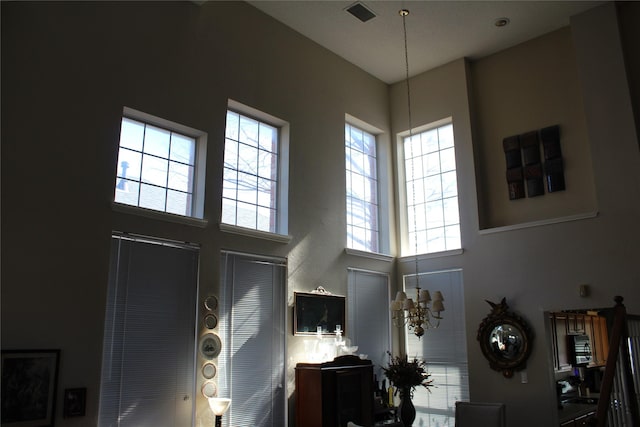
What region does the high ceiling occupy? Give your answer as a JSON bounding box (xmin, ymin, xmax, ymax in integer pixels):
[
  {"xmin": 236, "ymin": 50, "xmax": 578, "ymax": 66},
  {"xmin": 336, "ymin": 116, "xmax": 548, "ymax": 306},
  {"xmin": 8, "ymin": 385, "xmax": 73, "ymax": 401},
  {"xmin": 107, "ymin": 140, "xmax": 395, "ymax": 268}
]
[{"xmin": 248, "ymin": 1, "xmax": 604, "ymax": 84}]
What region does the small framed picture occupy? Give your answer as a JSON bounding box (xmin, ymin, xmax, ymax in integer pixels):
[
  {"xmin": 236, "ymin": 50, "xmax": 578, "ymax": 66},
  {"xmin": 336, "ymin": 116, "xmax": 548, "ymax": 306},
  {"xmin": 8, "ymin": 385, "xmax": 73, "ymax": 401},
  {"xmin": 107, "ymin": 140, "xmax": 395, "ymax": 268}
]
[
  {"xmin": 1, "ymin": 349, "xmax": 60, "ymax": 427},
  {"xmin": 63, "ymin": 388, "xmax": 87, "ymax": 418}
]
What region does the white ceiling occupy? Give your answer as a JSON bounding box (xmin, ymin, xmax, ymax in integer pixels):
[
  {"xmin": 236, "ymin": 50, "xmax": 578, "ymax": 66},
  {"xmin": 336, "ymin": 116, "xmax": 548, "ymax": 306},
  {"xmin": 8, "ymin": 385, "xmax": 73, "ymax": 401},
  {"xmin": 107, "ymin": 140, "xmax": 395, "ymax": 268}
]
[{"xmin": 247, "ymin": 0, "xmax": 604, "ymax": 84}]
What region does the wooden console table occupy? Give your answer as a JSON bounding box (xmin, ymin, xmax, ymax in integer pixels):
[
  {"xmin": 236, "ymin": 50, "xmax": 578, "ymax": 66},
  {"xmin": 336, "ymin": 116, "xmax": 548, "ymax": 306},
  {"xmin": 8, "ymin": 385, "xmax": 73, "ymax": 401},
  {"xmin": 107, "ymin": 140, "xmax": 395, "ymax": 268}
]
[{"xmin": 295, "ymin": 355, "xmax": 374, "ymax": 427}]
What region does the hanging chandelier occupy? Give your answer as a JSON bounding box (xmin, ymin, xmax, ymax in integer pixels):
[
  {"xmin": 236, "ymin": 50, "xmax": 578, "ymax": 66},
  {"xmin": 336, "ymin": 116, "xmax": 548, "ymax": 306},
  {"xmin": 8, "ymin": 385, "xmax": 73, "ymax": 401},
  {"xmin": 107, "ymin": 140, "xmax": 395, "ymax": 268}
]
[
  {"xmin": 389, "ymin": 8, "xmax": 445, "ymax": 339},
  {"xmin": 391, "ymin": 288, "xmax": 445, "ymax": 338}
]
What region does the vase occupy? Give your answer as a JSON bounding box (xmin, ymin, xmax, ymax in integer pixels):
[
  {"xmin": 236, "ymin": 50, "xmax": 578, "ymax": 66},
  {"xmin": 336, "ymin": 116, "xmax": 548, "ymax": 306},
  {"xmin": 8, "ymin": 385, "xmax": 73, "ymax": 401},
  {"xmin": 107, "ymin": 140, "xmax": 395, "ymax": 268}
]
[{"xmin": 398, "ymin": 387, "xmax": 416, "ymax": 427}]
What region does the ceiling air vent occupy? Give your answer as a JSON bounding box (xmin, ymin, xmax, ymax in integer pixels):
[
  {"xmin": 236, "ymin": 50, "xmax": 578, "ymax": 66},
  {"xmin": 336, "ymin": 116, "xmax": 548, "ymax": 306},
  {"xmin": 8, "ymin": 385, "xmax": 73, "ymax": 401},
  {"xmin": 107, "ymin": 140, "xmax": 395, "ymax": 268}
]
[{"xmin": 346, "ymin": 2, "xmax": 376, "ymax": 23}]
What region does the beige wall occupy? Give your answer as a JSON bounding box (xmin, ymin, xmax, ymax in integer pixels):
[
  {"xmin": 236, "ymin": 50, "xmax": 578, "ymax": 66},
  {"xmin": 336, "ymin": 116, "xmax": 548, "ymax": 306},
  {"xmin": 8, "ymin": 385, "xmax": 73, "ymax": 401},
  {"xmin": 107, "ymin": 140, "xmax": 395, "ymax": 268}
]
[
  {"xmin": 390, "ymin": 2, "xmax": 639, "ymax": 427},
  {"xmin": 2, "ymin": 2, "xmax": 639, "ymax": 427},
  {"xmin": 1, "ymin": 2, "xmax": 392, "ymax": 426},
  {"xmin": 618, "ymin": 1, "xmax": 640, "ymax": 146},
  {"xmin": 470, "ymin": 26, "xmax": 597, "ymax": 229}
]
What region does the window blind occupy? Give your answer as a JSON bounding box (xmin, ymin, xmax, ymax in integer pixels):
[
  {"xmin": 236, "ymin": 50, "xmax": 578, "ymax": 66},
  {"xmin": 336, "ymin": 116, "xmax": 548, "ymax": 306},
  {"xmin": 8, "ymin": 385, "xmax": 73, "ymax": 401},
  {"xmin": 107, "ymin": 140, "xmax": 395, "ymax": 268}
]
[
  {"xmin": 404, "ymin": 269, "xmax": 469, "ymax": 426},
  {"xmin": 347, "ymin": 268, "xmax": 391, "ymax": 377},
  {"xmin": 218, "ymin": 252, "xmax": 286, "ymax": 427},
  {"xmin": 98, "ymin": 235, "xmax": 199, "ymax": 427}
]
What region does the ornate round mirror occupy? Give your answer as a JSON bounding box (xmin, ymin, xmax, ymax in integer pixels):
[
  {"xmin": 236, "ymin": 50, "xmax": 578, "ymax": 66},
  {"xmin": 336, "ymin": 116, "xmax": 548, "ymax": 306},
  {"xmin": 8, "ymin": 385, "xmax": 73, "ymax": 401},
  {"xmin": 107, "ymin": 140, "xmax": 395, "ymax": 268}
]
[{"xmin": 477, "ymin": 298, "xmax": 533, "ymax": 378}]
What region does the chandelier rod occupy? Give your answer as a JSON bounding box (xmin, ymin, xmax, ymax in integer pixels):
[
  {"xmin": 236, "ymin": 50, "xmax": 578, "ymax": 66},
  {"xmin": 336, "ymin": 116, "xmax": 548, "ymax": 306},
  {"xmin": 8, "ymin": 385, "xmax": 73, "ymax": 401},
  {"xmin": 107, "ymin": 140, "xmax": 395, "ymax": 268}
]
[{"xmin": 400, "ymin": 9, "xmax": 420, "ymax": 291}]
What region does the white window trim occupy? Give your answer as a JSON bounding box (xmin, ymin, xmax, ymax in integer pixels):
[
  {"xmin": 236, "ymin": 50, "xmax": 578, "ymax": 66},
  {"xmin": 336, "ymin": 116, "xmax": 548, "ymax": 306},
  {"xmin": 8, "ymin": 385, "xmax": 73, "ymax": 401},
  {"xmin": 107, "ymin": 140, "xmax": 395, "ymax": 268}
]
[
  {"xmin": 219, "ymin": 222, "xmax": 292, "ymax": 243},
  {"xmin": 344, "ymin": 247, "xmax": 394, "ymax": 262},
  {"xmin": 115, "ymin": 106, "xmax": 208, "ymax": 220},
  {"xmin": 397, "ymin": 116, "xmax": 459, "ymax": 257},
  {"xmin": 398, "ymin": 248, "xmax": 464, "ymax": 263},
  {"xmin": 345, "ymin": 113, "xmax": 391, "ymax": 255},
  {"xmin": 225, "ymin": 99, "xmax": 290, "ymax": 236},
  {"xmin": 112, "ymin": 202, "xmax": 208, "ymax": 227}
]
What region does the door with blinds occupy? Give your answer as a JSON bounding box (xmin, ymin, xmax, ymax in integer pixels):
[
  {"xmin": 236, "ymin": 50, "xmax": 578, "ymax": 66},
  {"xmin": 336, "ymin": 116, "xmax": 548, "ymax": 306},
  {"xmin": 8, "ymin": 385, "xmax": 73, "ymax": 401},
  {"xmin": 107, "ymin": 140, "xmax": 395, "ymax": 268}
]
[
  {"xmin": 98, "ymin": 235, "xmax": 199, "ymax": 427},
  {"xmin": 217, "ymin": 252, "xmax": 286, "ymax": 427}
]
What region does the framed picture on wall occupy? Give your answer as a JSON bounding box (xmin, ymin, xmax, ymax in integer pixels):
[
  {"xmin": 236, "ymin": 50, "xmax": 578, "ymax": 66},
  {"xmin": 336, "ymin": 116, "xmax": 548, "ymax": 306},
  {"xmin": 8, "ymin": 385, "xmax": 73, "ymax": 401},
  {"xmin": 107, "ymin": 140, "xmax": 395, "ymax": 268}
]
[
  {"xmin": 63, "ymin": 387, "xmax": 86, "ymax": 418},
  {"xmin": 1, "ymin": 349, "xmax": 60, "ymax": 427},
  {"xmin": 294, "ymin": 291, "xmax": 346, "ymax": 336}
]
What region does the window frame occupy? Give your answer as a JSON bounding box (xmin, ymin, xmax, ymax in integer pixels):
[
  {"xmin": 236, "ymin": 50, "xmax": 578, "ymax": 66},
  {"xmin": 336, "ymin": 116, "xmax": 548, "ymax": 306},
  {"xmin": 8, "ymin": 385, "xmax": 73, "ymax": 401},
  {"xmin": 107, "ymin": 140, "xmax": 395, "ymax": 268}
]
[
  {"xmin": 221, "ymin": 100, "xmax": 289, "ymax": 238},
  {"xmin": 345, "ymin": 114, "xmax": 390, "ymax": 256},
  {"xmin": 345, "ymin": 120, "xmax": 381, "ymax": 253},
  {"xmin": 113, "ymin": 107, "xmax": 207, "ymax": 222},
  {"xmin": 398, "ymin": 117, "xmax": 462, "ymax": 257}
]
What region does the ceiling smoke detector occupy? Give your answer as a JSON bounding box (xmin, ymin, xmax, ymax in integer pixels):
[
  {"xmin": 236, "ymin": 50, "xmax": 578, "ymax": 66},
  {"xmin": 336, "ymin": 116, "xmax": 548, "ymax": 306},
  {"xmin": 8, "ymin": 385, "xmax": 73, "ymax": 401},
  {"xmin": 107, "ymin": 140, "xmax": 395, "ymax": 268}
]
[{"xmin": 346, "ymin": 2, "xmax": 376, "ymax": 23}]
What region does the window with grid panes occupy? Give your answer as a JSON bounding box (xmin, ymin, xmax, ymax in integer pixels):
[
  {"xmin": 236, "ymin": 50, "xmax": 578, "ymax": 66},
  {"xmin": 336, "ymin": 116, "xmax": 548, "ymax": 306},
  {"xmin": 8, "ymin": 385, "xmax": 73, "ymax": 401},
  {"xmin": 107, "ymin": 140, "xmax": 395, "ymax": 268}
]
[
  {"xmin": 403, "ymin": 121, "xmax": 461, "ymax": 255},
  {"xmin": 222, "ymin": 110, "xmax": 280, "ymax": 233},
  {"xmin": 114, "ymin": 108, "xmax": 206, "ymax": 218},
  {"xmin": 346, "ymin": 123, "xmax": 380, "ymax": 252}
]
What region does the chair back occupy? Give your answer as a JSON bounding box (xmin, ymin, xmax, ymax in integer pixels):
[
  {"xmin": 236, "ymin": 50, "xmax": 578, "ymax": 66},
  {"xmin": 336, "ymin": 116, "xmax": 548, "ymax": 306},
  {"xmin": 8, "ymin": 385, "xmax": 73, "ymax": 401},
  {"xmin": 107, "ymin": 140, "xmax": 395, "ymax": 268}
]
[{"xmin": 454, "ymin": 401, "xmax": 506, "ymax": 427}]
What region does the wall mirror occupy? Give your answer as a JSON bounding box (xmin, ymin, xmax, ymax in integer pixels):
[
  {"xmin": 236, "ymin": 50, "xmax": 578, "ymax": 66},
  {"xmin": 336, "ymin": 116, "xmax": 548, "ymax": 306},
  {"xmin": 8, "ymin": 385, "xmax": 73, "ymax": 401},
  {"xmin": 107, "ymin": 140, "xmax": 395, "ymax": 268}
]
[{"xmin": 477, "ymin": 298, "xmax": 534, "ymax": 378}]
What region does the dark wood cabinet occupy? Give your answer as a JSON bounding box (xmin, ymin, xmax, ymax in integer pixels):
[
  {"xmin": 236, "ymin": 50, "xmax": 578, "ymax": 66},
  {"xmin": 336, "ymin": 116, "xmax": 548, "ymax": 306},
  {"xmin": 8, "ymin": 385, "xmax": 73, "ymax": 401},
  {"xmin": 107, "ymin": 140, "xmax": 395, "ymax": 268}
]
[
  {"xmin": 296, "ymin": 355, "xmax": 374, "ymax": 427},
  {"xmin": 587, "ymin": 315, "xmax": 609, "ymax": 367},
  {"xmin": 552, "ymin": 313, "xmax": 572, "ymax": 371},
  {"xmin": 566, "ymin": 313, "xmax": 586, "ymax": 335}
]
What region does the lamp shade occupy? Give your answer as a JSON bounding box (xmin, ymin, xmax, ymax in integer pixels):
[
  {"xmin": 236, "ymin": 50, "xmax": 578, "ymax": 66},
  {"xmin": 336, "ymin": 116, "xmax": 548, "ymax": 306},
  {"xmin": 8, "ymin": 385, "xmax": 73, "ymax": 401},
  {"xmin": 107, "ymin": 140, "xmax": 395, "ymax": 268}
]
[
  {"xmin": 432, "ymin": 300, "xmax": 445, "ymax": 313},
  {"xmin": 390, "ymin": 300, "xmax": 403, "ymax": 311},
  {"xmin": 403, "ymin": 298, "xmax": 415, "ymax": 310},
  {"xmin": 418, "ymin": 289, "xmax": 431, "ymax": 303},
  {"xmin": 208, "ymin": 398, "xmax": 231, "ymax": 416},
  {"xmin": 432, "ymin": 291, "xmax": 444, "ymax": 301},
  {"xmin": 395, "ymin": 291, "xmax": 408, "ymax": 302}
]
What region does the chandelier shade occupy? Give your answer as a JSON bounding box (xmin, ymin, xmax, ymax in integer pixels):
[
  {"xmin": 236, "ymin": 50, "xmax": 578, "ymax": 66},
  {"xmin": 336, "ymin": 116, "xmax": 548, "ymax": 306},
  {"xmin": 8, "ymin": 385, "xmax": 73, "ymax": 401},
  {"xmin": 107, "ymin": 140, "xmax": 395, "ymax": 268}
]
[{"xmin": 391, "ymin": 283, "xmax": 444, "ymax": 338}]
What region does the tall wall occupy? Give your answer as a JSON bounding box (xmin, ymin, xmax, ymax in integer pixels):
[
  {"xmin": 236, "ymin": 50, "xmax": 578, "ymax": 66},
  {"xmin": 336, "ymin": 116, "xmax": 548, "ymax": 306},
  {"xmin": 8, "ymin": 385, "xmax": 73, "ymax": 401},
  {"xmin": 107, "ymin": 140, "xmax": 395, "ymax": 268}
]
[
  {"xmin": 2, "ymin": 2, "xmax": 638, "ymax": 427},
  {"xmin": 390, "ymin": 3, "xmax": 639, "ymax": 426},
  {"xmin": 1, "ymin": 2, "xmax": 392, "ymax": 426}
]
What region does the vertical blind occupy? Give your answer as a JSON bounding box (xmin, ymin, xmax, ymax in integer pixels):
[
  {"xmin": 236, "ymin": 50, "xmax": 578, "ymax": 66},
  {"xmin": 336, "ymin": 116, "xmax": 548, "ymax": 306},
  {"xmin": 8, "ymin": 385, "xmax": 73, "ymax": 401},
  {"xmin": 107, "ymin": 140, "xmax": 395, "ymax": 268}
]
[
  {"xmin": 218, "ymin": 252, "xmax": 286, "ymax": 427},
  {"xmin": 347, "ymin": 268, "xmax": 391, "ymax": 377},
  {"xmin": 99, "ymin": 235, "xmax": 199, "ymax": 427}
]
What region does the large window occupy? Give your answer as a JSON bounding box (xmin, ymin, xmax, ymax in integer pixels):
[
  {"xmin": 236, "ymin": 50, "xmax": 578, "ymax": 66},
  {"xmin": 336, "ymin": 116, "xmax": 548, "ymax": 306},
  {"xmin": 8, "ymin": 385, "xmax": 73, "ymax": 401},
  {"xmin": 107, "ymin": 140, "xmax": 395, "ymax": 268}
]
[
  {"xmin": 222, "ymin": 104, "xmax": 286, "ymax": 234},
  {"xmin": 404, "ymin": 269, "xmax": 469, "ymax": 426},
  {"xmin": 346, "ymin": 123, "xmax": 379, "ymax": 252},
  {"xmin": 114, "ymin": 108, "xmax": 207, "ymax": 219},
  {"xmin": 403, "ymin": 121, "xmax": 461, "ymax": 255}
]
